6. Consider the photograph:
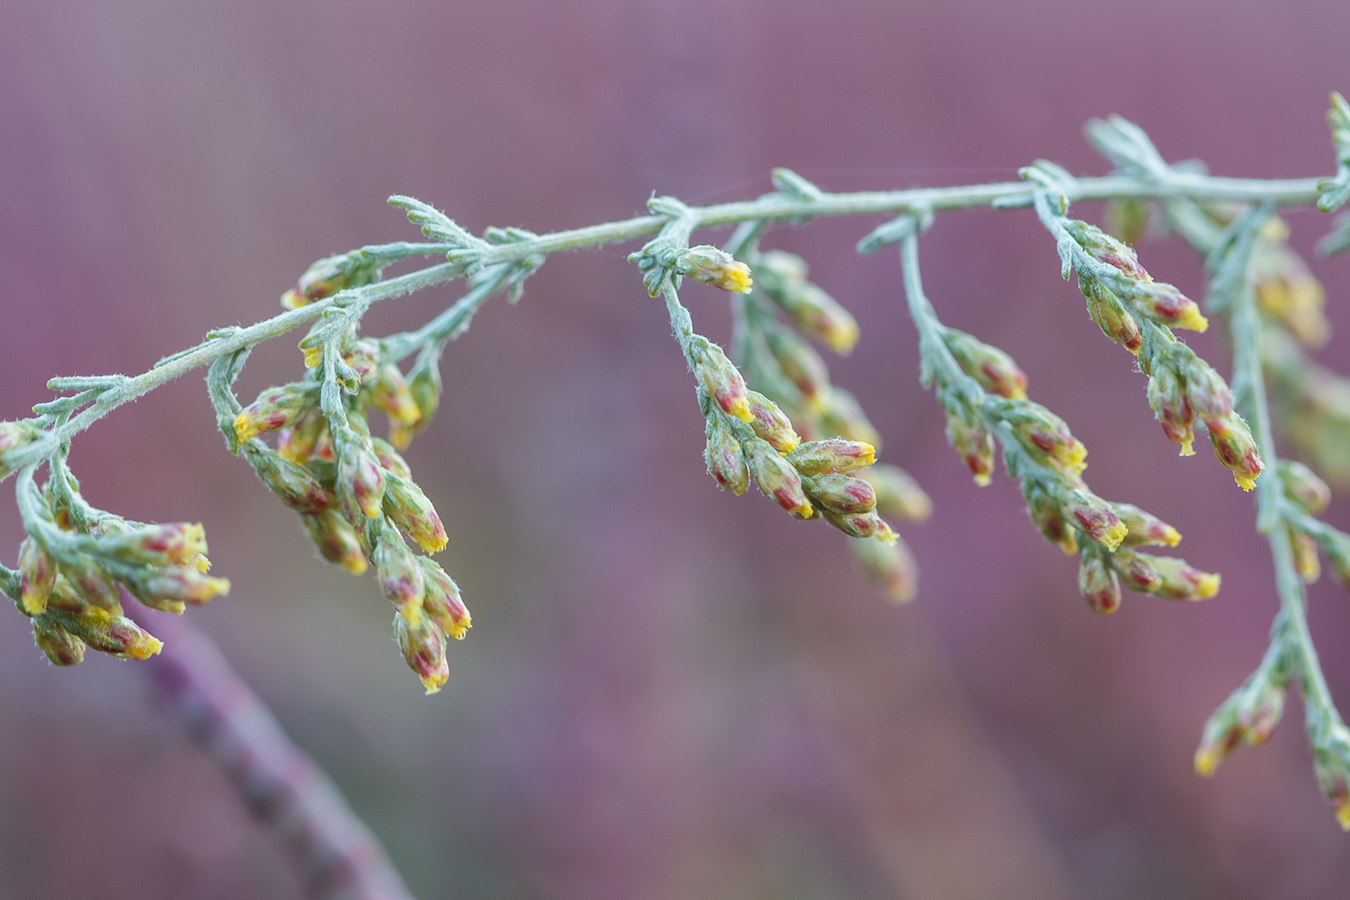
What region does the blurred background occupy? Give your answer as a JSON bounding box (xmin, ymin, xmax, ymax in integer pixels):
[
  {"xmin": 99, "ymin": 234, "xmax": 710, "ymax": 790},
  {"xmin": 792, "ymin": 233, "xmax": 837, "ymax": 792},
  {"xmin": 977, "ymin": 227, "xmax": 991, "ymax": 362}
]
[{"xmin": 2, "ymin": 1, "xmax": 1350, "ymax": 897}]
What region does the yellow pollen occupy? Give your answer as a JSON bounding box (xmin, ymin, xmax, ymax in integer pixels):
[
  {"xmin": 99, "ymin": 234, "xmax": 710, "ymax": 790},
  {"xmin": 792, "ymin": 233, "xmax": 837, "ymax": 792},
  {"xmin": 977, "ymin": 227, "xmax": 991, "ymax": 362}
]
[
  {"xmin": 1236, "ymin": 472, "xmax": 1259, "ymax": 492},
  {"xmin": 973, "ymin": 472, "xmax": 992, "ymax": 487},
  {"xmin": 1193, "ymin": 572, "xmax": 1221, "ymax": 599},
  {"xmin": 234, "ymin": 412, "xmax": 262, "ymax": 444},
  {"xmin": 1100, "ymin": 520, "xmax": 1129, "ymax": 553},
  {"xmin": 1177, "ymin": 438, "xmax": 1195, "ymax": 457},
  {"xmin": 1160, "ymin": 525, "xmax": 1182, "ymax": 547},
  {"xmin": 1177, "ymin": 307, "xmax": 1209, "ymax": 332}
]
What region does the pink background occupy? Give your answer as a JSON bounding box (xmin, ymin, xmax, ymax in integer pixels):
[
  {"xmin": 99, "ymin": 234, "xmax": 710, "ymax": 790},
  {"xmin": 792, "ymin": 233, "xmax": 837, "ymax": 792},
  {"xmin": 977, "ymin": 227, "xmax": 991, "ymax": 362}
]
[{"xmin": 2, "ymin": 1, "xmax": 1350, "ymax": 897}]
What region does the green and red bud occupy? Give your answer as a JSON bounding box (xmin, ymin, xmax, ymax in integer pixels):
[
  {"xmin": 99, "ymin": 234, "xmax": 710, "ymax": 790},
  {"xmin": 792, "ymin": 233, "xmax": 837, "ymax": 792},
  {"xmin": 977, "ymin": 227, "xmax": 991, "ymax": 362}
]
[
  {"xmin": 1252, "ymin": 227, "xmax": 1329, "ymax": 347},
  {"xmin": 849, "ymin": 535, "xmax": 918, "ymax": 603},
  {"xmin": 1292, "ymin": 530, "xmax": 1322, "ymax": 584},
  {"xmin": 370, "ymin": 437, "xmax": 413, "ymax": 480},
  {"xmin": 1195, "ymin": 677, "xmax": 1286, "ymax": 777},
  {"xmin": 373, "ymin": 531, "xmax": 425, "ymax": 618},
  {"xmin": 860, "ymin": 465, "xmax": 932, "ymax": 523},
  {"xmin": 786, "ymin": 438, "xmax": 877, "ymax": 477},
  {"xmin": 302, "ymin": 511, "xmax": 369, "ymax": 574},
  {"xmin": 802, "ymin": 473, "xmax": 877, "ymax": 515},
  {"xmin": 390, "ymin": 362, "xmax": 443, "ymax": 450},
  {"xmin": 127, "ymin": 566, "xmax": 231, "ymax": 612},
  {"xmin": 250, "ymin": 451, "xmax": 335, "ymax": 516},
  {"xmin": 338, "ymin": 437, "xmax": 387, "ymax": 519},
  {"xmin": 1146, "ymin": 363, "xmax": 1196, "ymax": 455},
  {"xmin": 1064, "ymin": 489, "xmax": 1128, "ymax": 551},
  {"xmin": 822, "ymin": 510, "xmax": 897, "ymax": 543},
  {"xmin": 370, "ymin": 362, "xmax": 422, "ymax": 430},
  {"xmin": 55, "ymin": 555, "xmax": 120, "ymax": 612},
  {"xmin": 1078, "ymin": 553, "xmax": 1122, "ymax": 614},
  {"xmin": 1125, "ymin": 281, "xmax": 1208, "ymax": 332},
  {"xmin": 1065, "ymin": 219, "xmax": 1152, "ymax": 282},
  {"xmin": 234, "ymin": 384, "xmax": 311, "ymax": 443},
  {"xmin": 0, "ymin": 421, "xmax": 40, "ymax": 479},
  {"xmin": 1005, "ymin": 402, "xmax": 1087, "ymax": 474},
  {"xmin": 1110, "ymin": 503, "xmax": 1182, "ymax": 547},
  {"xmin": 382, "ymin": 475, "xmax": 448, "ymax": 554},
  {"xmin": 1080, "ymin": 276, "xmax": 1142, "ymax": 354},
  {"xmin": 32, "ymin": 617, "xmax": 86, "ymax": 666},
  {"xmin": 1312, "ymin": 724, "xmax": 1350, "ymax": 830},
  {"xmin": 278, "ymin": 409, "xmax": 326, "ymax": 464},
  {"xmin": 944, "ymin": 410, "xmax": 995, "ymax": 486},
  {"xmin": 1105, "ymin": 198, "xmax": 1151, "ymax": 247},
  {"xmin": 18, "ymin": 536, "xmax": 57, "ymax": 616},
  {"xmin": 944, "ymin": 330, "xmax": 1028, "ymax": 400},
  {"xmin": 688, "ymin": 337, "xmax": 752, "ymax": 422},
  {"xmin": 416, "ymin": 557, "xmax": 471, "ymax": 640},
  {"xmin": 1206, "ymin": 415, "xmax": 1264, "ymax": 491},
  {"xmin": 704, "ymin": 416, "xmax": 749, "ymax": 495},
  {"xmin": 48, "ymin": 607, "xmax": 162, "ymax": 660},
  {"xmin": 1026, "ymin": 483, "xmax": 1077, "ymax": 554},
  {"xmin": 1279, "ymin": 460, "xmax": 1332, "ymax": 515},
  {"xmin": 395, "ymin": 612, "xmax": 450, "ymax": 695},
  {"xmin": 745, "ymin": 391, "xmax": 801, "ymax": 452},
  {"xmin": 1143, "ymin": 553, "xmax": 1221, "ymax": 600},
  {"xmin": 675, "ymin": 245, "xmax": 753, "ymax": 293},
  {"xmin": 743, "ymin": 438, "xmax": 814, "ymax": 518}
]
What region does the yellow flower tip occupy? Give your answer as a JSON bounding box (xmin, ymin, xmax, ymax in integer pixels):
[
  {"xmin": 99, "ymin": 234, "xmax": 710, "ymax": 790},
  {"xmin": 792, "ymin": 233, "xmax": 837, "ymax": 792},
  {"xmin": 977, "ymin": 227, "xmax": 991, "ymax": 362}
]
[
  {"xmin": 973, "ymin": 472, "xmax": 993, "ymax": 487},
  {"xmin": 388, "ymin": 425, "xmax": 414, "ymax": 451},
  {"xmin": 826, "ymin": 323, "xmax": 861, "ymax": 356},
  {"xmin": 1008, "ymin": 387, "xmax": 1028, "ymax": 400},
  {"xmin": 1178, "ymin": 439, "xmax": 1195, "ymax": 457},
  {"xmin": 1160, "ymin": 525, "xmax": 1182, "ymax": 548},
  {"xmin": 20, "ymin": 594, "xmax": 46, "ymax": 617},
  {"xmin": 1194, "ymin": 572, "xmax": 1221, "ymax": 600},
  {"xmin": 1236, "ymin": 473, "xmax": 1259, "ymax": 492},
  {"xmin": 341, "ymin": 554, "xmax": 368, "ymax": 575},
  {"xmin": 720, "ymin": 263, "xmax": 754, "ymax": 294},
  {"xmin": 418, "ymin": 534, "xmax": 449, "ymax": 555},
  {"xmin": 1101, "ymin": 521, "xmax": 1129, "ymax": 553},
  {"xmin": 873, "ymin": 526, "xmax": 899, "ymax": 546},
  {"xmin": 233, "ymin": 412, "xmax": 262, "ymax": 444},
  {"xmin": 303, "ymin": 345, "xmax": 324, "ymax": 369},
  {"xmin": 1194, "ymin": 748, "xmax": 1220, "ymax": 778},
  {"xmin": 192, "ymin": 553, "xmax": 211, "ymax": 574},
  {"xmin": 129, "ymin": 636, "xmax": 165, "ymax": 660},
  {"xmin": 791, "ymin": 501, "xmax": 818, "ymax": 519},
  {"xmin": 281, "ymin": 288, "xmax": 308, "ymax": 311},
  {"xmin": 1176, "ymin": 307, "xmax": 1209, "ymax": 333},
  {"xmin": 1056, "ymin": 441, "xmax": 1088, "ymax": 475},
  {"xmin": 446, "ymin": 616, "xmax": 471, "ymax": 640},
  {"xmin": 1057, "ymin": 537, "xmax": 1079, "ymax": 556},
  {"xmin": 728, "ymin": 398, "xmax": 755, "ymax": 423},
  {"xmin": 1336, "ymin": 799, "xmax": 1350, "ymax": 831}
]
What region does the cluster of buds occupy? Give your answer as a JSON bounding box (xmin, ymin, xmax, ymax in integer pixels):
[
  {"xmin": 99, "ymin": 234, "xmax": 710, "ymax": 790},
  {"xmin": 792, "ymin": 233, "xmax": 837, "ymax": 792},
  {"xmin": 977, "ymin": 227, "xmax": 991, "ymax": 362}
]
[
  {"xmin": 15, "ymin": 483, "xmax": 228, "ymax": 666},
  {"xmin": 1194, "ymin": 667, "xmax": 1288, "ymax": 778},
  {"xmin": 1273, "ymin": 459, "xmax": 1350, "ymax": 590},
  {"xmin": 1058, "ymin": 216, "xmax": 1264, "ymax": 491},
  {"xmin": 1141, "ymin": 345, "xmax": 1263, "ymax": 489},
  {"xmin": 280, "ymin": 252, "xmax": 385, "ymax": 311},
  {"xmin": 231, "ymin": 332, "xmax": 464, "ymax": 692},
  {"xmin": 846, "ymin": 464, "xmax": 932, "ymax": 602}
]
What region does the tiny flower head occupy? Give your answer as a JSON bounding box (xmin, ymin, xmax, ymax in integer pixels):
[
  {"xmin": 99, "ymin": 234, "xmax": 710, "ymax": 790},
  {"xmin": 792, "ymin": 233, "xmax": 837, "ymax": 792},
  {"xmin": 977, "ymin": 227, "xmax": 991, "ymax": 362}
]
[
  {"xmin": 822, "ymin": 510, "xmax": 897, "ymax": 543},
  {"xmin": 1181, "ymin": 360, "xmax": 1234, "ymax": 427},
  {"xmin": 1292, "ymin": 530, "xmax": 1322, "ymax": 584},
  {"xmin": 1111, "ymin": 503, "xmax": 1181, "ymax": 548},
  {"xmin": 743, "ymin": 438, "xmax": 814, "ymax": 518},
  {"xmin": 1146, "ymin": 554, "xmax": 1221, "ymax": 601},
  {"xmin": 688, "ymin": 337, "xmax": 752, "ymax": 422},
  {"xmin": 53, "ymin": 608, "xmax": 163, "ymax": 660},
  {"xmin": 1078, "ymin": 553, "xmax": 1122, "ymax": 614},
  {"xmin": 371, "ymin": 437, "xmax": 413, "ymax": 480},
  {"xmin": 1063, "ymin": 489, "xmax": 1127, "ymax": 551},
  {"xmin": 765, "ymin": 328, "xmax": 831, "ymax": 408},
  {"xmin": 373, "ymin": 529, "xmax": 425, "ymax": 618},
  {"xmin": 250, "ymin": 450, "xmax": 336, "ymax": 516},
  {"xmin": 1125, "ymin": 281, "xmax": 1208, "ymax": 332},
  {"xmin": 802, "ymin": 473, "xmax": 877, "ymax": 515},
  {"xmin": 944, "ymin": 409, "xmax": 994, "ymax": 486},
  {"xmin": 382, "ymin": 474, "xmax": 449, "ymax": 554},
  {"xmin": 1195, "ymin": 678, "xmax": 1286, "ymax": 777},
  {"xmin": 1109, "ymin": 547, "xmax": 1163, "ymax": 593},
  {"xmin": 745, "ymin": 391, "xmax": 801, "ymax": 453},
  {"xmin": 278, "ymin": 410, "xmax": 326, "ymax": 463},
  {"xmin": 1312, "ymin": 723, "xmax": 1350, "ymax": 830},
  {"xmin": 337, "ymin": 437, "xmax": 387, "ymax": 520},
  {"xmin": 1080, "ymin": 276, "xmax": 1142, "ymax": 354},
  {"xmin": 128, "ymin": 566, "xmax": 231, "ymax": 611},
  {"xmin": 32, "ymin": 616, "xmax": 86, "ymax": 666},
  {"xmin": 1146, "ymin": 363, "xmax": 1196, "ymax": 455},
  {"xmin": 1279, "ymin": 460, "xmax": 1331, "ymax": 515},
  {"xmin": 370, "ymin": 362, "xmax": 422, "ymax": 430},
  {"xmin": 1026, "ymin": 483, "xmax": 1077, "ymax": 554},
  {"xmin": 944, "ymin": 330, "xmax": 1028, "ymax": 400},
  {"xmin": 704, "ymin": 416, "xmax": 749, "ymax": 495},
  {"xmin": 303, "ymin": 511, "xmax": 369, "ymax": 575},
  {"xmin": 234, "ymin": 384, "xmax": 311, "ymax": 444},
  {"xmin": 1004, "ymin": 401, "xmax": 1086, "ymax": 475},
  {"xmin": 675, "ymin": 245, "xmax": 753, "ymax": 293},
  {"xmin": 18, "ymin": 536, "xmax": 57, "ymax": 616},
  {"xmin": 1206, "ymin": 415, "xmax": 1263, "ymax": 491},
  {"xmin": 1065, "ymin": 219, "xmax": 1152, "ymax": 282},
  {"xmin": 395, "ymin": 612, "xmax": 450, "ymax": 695},
  {"xmin": 416, "ymin": 557, "xmax": 471, "ymax": 640},
  {"xmin": 786, "ymin": 438, "xmax": 876, "ymax": 477},
  {"xmin": 391, "ymin": 362, "xmax": 443, "ymax": 450}
]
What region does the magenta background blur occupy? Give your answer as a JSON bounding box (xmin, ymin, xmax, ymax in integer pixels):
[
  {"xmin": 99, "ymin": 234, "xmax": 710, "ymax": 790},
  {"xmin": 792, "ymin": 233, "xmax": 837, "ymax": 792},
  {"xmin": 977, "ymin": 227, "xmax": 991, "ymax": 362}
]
[{"xmin": 4, "ymin": 1, "xmax": 1350, "ymax": 898}]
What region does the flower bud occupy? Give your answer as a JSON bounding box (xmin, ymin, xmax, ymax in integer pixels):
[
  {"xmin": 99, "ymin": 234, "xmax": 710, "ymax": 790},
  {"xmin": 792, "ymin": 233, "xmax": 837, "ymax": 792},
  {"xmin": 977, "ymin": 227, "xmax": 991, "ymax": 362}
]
[
  {"xmin": 126, "ymin": 567, "xmax": 231, "ymax": 612},
  {"xmin": 51, "ymin": 607, "xmax": 163, "ymax": 660},
  {"xmin": 1181, "ymin": 361, "xmax": 1234, "ymax": 427},
  {"xmin": 95, "ymin": 522, "xmax": 209, "ymax": 568},
  {"xmin": 1109, "ymin": 547, "xmax": 1162, "ymax": 593},
  {"xmin": 0, "ymin": 421, "xmax": 40, "ymax": 478},
  {"xmin": 1004, "ymin": 402, "xmax": 1086, "ymax": 474},
  {"xmin": 944, "ymin": 409, "xmax": 994, "ymax": 486},
  {"xmin": 395, "ymin": 612, "xmax": 450, "ymax": 695},
  {"xmin": 675, "ymin": 245, "xmax": 753, "ymax": 293},
  {"xmin": 1080, "ymin": 276, "xmax": 1142, "ymax": 353},
  {"xmin": 1195, "ymin": 677, "xmax": 1286, "ymax": 777},
  {"xmin": 765, "ymin": 329, "xmax": 830, "ymax": 407},
  {"xmin": 1146, "ymin": 554, "xmax": 1221, "ymax": 600},
  {"xmin": 250, "ymin": 451, "xmax": 335, "ymax": 516},
  {"xmin": 1206, "ymin": 415, "xmax": 1263, "ymax": 492},
  {"xmin": 1065, "ymin": 219, "xmax": 1152, "ymax": 281},
  {"xmin": 688, "ymin": 337, "xmax": 752, "ymax": 422},
  {"xmin": 1147, "ymin": 363, "xmax": 1196, "ymax": 455},
  {"xmin": 822, "ymin": 510, "xmax": 897, "ymax": 543},
  {"xmin": 786, "ymin": 438, "xmax": 876, "ymax": 477},
  {"xmin": 56, "ymin": 555, "xmax": 120, "ymax": 612},
  {"xmin": 390, "ymin": 363, "xmax": 443, "ymax": 450},
  {"xmin": 860, "ymin": 465, "xmax": 932, "ymax": 523},
  {"xmin": 745, "ymin": 391, "xmax": 801, "ymax": 452},
  {"xmin": 1292, "ymin": 530, "xmax": 1322, "ymax": 584},
  {"xmin": 802, "ymin": 473, "xmax": 877, "ymax": 515},
  {"xmin": 1105, "ymin": 198, "xmax": 1151, "ymax": 247},
  {"xmin": 1078, "ymin": 553, "xmax": 1122, "ymax": 614},
  {"xmin": 1313, "ymin": 724, "xmax": 1350, "ymax": 830},
  {"xmin": 278, "ymin": 409, "xmax": 326, "ymax": 463},
  {"xmin": 338, "ymin": 437, "xmax": 387, "ymax": 519},
  {"xmin": 32, "ymin": 617, "xmax": 86, "ymax": 666},
  {"xmin": 1279, "ymin": 460, "xmax": 1331, "ymax": 515},
  {"xmin": 18, "ymin": 536, "xmax": 57, "ymax": 616},
  {"xmin": 783, "ymin": 282, "xmax": 860, "ymax": 354},
  {"xmin": 339, "ymin": 339, "xmax": 381, "ymax": 383},
  {"xmin": 818, "ymin": 388, "xmax": 882, "ymax": 449},
  {"xmin": 234, "ymin": 385, "xmax": 311, "ymax": 443},
  {"xmin": 382, "ymin": 475, "xmax": 448, "ymax": 554},
  {"xmin": 416, "ymin": 557, "xmax": 471, "ymax": 640},
  {"xmin": 704, "ymin": 416, "xmax": 748, "ymax": 495},
  {"xmin": 1321, "ymin": 528, "xmax": 1350, "ymax": 590},
  {"xmin": 281, "ymin": 253, "xmax": 382, "ymax": 309},
  {"xmin": 373, "ymin": 531, "xmax": 425, "ymax": 619},
  {"xmin": 944, "ymin": 330, "xmax": 1028, "ymax": 400},
  {"xmin": 1064, "ymin": 489, "xmax": 1128, "ymax": 551},
  {"xmin": 850, "ymin": 534, "xmax": 918, "ymax": 603},
  {"xmin": 302, "ymin": 512, "xmax": 369, "ymax": 574},
  {"xmin": 370, "ymin": 362, "xmax": 422, "ymax": 430},
  {"xmin": 1026, "ymin": 483, "xmax": 1077, "ymax": 554},
  {"xmin": 1252, "ymin": 235, "xmax": 1329, "ymax": 347},
  {"xmin": 743, "ymin": 438, "xmax": 814, "ymax": 518},
  {"xmin": 1110, "ymin": 503, "xmax": 1181, "ymax": 547},
  {"xmin": 1125, "ymin": 281, "xmax": 1208, "ymax": 332}
]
